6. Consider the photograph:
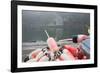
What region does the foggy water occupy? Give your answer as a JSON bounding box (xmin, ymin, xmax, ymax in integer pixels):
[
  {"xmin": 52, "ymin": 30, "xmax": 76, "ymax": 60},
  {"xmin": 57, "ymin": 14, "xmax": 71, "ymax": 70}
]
[{"xmin": 22, "ymin": 10, "xmax": 90, "ymax": 42}]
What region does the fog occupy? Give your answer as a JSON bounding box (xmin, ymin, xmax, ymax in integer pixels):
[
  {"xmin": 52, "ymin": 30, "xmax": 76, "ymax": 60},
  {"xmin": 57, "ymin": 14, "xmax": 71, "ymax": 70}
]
[{"xmin": 22, "ymin": 10, "xmax": 90, "ymax": 42}]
